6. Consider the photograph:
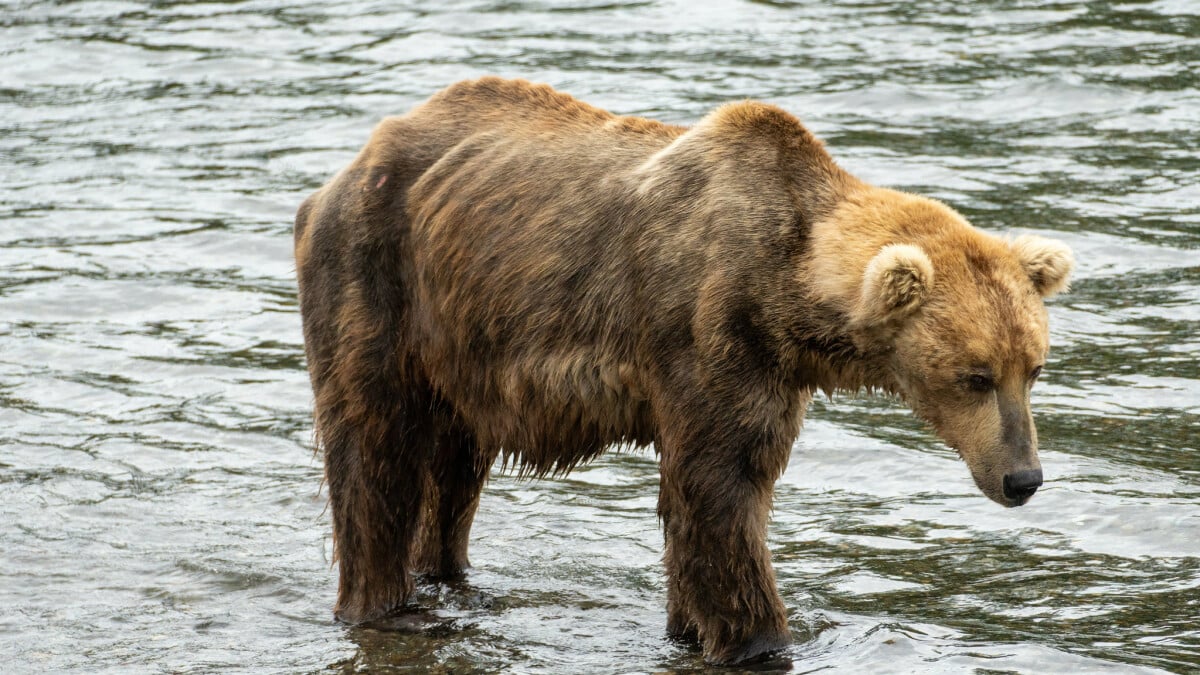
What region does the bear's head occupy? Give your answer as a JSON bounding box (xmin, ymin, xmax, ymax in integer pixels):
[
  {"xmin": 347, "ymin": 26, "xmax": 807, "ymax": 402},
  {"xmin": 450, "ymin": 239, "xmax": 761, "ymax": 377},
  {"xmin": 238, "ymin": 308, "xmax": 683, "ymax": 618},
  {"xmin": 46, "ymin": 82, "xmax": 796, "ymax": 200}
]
[{"xmin": 814, "ymin": 189, "xmax": 1074, "ymax": 507}]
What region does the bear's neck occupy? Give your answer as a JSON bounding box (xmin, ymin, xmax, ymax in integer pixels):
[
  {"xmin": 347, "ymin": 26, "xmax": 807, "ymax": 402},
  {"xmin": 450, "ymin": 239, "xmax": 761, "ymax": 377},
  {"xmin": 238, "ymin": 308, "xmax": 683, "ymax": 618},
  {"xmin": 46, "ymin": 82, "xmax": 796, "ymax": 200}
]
[
  {"xmin": 786, "ymin": 297, "xmax": 900, "ymax": 397},
  {"xmin": 789, "ymin": 185, "xmax": 956, "ymax": 397}
]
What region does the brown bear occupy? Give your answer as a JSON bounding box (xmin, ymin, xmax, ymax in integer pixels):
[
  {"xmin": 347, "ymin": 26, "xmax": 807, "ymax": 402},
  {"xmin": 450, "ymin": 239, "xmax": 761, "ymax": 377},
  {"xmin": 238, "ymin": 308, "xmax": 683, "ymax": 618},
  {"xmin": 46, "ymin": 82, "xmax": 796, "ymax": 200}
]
[{"xmin": 294, "ymin": 77, "xmax": 1073, "ymax": 665}]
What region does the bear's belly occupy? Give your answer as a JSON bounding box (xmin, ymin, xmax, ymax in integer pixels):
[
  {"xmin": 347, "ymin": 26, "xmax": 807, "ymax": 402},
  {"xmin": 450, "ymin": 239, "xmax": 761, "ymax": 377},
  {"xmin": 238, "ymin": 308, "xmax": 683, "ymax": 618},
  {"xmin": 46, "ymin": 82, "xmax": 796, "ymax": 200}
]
[{"xmin": 424, "ymin": 346, "xmax": 656, "ymax": 474}]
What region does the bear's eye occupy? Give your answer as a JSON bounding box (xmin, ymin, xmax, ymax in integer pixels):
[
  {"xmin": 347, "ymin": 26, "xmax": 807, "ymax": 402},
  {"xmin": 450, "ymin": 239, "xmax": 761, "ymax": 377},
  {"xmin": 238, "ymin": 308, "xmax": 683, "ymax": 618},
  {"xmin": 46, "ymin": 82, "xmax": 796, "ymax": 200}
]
[
  {"xmin": 966, "ymin": 373, "xmax": 995, "ymax": 392},
  {"xmin": 1030, "ymin": 365, "xmax": 1043, "ymax": 381}
]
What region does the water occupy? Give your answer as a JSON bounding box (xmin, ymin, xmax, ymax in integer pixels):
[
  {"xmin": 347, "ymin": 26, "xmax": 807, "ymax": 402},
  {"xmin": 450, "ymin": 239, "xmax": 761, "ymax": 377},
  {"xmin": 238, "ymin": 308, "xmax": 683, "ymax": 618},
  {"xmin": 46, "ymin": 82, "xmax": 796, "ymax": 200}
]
[{"xmin": 1, "ymin": 0, "xmax": 1197, "ymax": 672}]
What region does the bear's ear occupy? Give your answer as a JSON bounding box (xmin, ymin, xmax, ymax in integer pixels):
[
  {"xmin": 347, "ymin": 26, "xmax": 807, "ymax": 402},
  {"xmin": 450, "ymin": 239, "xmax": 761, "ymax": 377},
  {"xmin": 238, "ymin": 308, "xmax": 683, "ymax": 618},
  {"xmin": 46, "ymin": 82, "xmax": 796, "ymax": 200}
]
[
  {"xmin": 1009, "ymin": 234, "xmax": 1074, "ymax": 297},
  {"xmin": 853, "ymin": 244, "xmax": 934, "ymax": 327}
]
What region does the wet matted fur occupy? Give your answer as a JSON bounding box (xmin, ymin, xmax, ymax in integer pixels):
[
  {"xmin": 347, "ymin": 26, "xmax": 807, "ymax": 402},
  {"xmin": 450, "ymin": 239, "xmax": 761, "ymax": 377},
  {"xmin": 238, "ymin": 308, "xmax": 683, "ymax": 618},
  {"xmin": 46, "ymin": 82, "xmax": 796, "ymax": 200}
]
[{"xmin": 294, "ymin": 77, "xmax": 1072, "ymax": 665}]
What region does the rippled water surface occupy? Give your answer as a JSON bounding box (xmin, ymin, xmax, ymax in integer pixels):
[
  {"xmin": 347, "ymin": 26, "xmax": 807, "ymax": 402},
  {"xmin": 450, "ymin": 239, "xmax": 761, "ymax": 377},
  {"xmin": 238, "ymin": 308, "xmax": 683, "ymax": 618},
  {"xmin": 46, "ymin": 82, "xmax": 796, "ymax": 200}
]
[{"xmin": 2, "ymin": 1, "xmax": 1198, "ymax": 672}]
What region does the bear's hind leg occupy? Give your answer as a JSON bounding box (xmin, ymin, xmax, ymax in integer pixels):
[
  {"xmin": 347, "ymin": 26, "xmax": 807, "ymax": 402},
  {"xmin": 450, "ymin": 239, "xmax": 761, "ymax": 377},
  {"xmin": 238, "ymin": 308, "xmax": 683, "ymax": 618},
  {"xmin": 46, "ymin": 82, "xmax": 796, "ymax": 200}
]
[
  {"xmin": 319, "ymin": 385, "xmax": 437, "ymax": 624},
  {"xmin": 415, "ymin": 424, "xmax": 495, "ymax": 579}
]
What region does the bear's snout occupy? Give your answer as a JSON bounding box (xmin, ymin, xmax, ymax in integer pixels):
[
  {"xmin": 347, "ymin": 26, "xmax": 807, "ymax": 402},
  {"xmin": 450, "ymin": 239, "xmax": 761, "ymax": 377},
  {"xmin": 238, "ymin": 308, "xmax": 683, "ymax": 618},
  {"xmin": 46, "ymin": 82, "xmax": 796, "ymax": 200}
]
[{"xmin": 1002, "ymin": 468, "xmax": 1043, "ymax": 505}]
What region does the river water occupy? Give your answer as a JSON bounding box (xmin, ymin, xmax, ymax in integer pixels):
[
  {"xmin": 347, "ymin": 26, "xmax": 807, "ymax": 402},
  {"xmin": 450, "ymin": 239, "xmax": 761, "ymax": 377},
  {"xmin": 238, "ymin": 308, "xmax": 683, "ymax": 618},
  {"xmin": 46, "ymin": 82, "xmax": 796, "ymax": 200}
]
[{"xmin": 1, "ymin": 1, "xmax": 1197, "ymax": 672}]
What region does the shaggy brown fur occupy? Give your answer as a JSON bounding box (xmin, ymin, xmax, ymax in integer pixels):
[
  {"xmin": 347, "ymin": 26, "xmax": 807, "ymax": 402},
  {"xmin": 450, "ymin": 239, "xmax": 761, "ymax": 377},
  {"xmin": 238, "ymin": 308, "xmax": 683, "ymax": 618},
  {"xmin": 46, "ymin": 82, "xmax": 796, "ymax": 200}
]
[{"xmin": 294, "ymin": 77, "xmax": 1072, "ymax": 665}]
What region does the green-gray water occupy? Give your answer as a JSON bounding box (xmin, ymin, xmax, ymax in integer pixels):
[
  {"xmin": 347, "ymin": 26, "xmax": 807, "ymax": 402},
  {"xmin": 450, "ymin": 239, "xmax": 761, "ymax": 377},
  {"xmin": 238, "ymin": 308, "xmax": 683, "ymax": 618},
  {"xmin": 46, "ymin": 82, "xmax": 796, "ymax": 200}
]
[{"xmin": 1, "ymin": 1, "xmax": 1197, "ymax": 672}]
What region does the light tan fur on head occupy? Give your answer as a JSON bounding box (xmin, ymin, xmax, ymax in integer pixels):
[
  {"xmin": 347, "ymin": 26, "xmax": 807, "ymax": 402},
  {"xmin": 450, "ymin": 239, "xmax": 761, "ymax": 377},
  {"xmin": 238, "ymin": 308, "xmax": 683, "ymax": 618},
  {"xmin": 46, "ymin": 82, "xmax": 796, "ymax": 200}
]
[
  {"xmin": 803, "ymin": 184, "xmax": 1073, "ymax": 507},
  {"xmin": 853, "ymin": 243, "xmax": 934, "ymax": 328},
  {"xmin": 1009, "ymin": 234, "xmax": 1074, "ymax": 297}
]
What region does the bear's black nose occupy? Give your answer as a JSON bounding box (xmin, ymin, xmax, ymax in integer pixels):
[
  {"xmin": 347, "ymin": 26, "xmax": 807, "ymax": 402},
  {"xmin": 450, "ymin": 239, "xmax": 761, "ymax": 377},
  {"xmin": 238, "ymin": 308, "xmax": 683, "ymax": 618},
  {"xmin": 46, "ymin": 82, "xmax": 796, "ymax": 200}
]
[{"xmin": 1003, "ymin": 469, "xmax": 1043, "ymax": 501}]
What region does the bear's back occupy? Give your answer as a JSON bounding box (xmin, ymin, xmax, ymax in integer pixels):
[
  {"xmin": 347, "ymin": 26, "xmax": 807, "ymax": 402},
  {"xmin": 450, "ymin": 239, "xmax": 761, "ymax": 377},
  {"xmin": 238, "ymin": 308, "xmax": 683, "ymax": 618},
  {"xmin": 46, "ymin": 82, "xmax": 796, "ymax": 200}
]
[{"xmin": 295, "ymin": 79, "xmax": 825, "ymax": 472}]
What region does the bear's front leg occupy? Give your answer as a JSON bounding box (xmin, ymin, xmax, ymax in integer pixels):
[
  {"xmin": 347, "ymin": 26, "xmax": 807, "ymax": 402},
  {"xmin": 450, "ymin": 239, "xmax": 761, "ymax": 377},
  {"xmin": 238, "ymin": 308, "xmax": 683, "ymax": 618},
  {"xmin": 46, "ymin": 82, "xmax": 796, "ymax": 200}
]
[{"xmin": 657, "ymin": 425, "xmax": 792, "ymax": 665}]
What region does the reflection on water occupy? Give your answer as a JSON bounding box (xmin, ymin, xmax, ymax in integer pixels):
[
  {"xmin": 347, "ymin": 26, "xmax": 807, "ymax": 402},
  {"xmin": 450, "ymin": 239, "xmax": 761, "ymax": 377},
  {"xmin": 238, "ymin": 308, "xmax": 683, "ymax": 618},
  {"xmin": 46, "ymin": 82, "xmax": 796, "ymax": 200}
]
[{"xmin": 1, "ymin": 0, "xmax": 1197, "ymax": 672}]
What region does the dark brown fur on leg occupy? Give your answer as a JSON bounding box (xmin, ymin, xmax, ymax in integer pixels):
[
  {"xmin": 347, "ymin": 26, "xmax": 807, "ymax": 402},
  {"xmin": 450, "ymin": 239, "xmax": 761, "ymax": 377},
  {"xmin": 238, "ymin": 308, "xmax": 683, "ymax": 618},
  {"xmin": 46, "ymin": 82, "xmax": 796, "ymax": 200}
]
[
  {"xmin": 295, "ymin": 179, "xmax": 434, "ymax": 622},
  {"xmin": 661, "ymin": 457, "xmax": 790, "ymax": 663},
  {"xmin": 321, "ymin": 397, "xmax": 432, "ymax": 623},
  {"xmin": 310, "ymin": 289, "xmax": 436, "ymax": 622},
  {"xmin": 415, "ymin": 426, "xmax": 494, "ymax": 579},
  {"xmin": 663, "ymin": 531, "xmax": 699, "ymax": 644},
  {"xmin": 655, "ymin": 381, "xmax": 796, "ymax": 665}
]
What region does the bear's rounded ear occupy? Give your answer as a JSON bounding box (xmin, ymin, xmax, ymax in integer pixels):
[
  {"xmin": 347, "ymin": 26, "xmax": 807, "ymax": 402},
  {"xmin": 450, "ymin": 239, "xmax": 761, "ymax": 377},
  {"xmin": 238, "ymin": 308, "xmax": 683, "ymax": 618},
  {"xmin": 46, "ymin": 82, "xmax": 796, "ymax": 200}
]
[
  {"xmin": 853, "ymin": 244, "xmax": 934, "ymax": 327},
  {"xmin": 1009, "ymin": 234, "xmax": 1074, "ymax": 297}
]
